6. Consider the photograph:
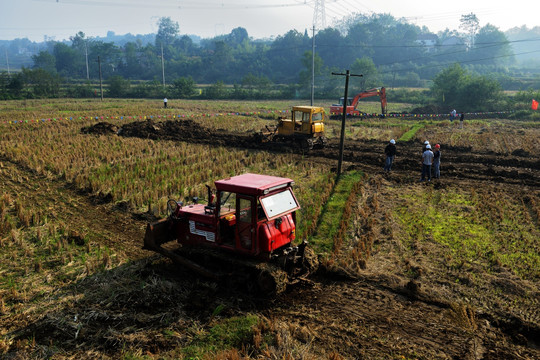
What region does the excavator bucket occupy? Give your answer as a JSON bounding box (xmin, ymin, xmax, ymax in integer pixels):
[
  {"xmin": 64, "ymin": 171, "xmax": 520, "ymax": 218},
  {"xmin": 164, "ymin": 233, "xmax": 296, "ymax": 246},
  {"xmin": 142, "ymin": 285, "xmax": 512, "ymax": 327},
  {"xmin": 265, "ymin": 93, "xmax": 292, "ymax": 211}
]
[{"xmin": 143, "ymin": 218, "xmax": 176, "ymax": 251}]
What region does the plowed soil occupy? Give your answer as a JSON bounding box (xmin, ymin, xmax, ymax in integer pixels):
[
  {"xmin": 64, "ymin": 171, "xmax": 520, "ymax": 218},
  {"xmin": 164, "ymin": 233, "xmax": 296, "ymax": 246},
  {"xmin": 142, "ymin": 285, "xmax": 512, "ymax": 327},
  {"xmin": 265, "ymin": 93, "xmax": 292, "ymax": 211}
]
[
  {"xmin": 2, "ymin": 118, "xmax": 539, "ymax": 359},
  {"xmin": 111, "ymin": 118, "xmax": 540, "ymax": 187}
]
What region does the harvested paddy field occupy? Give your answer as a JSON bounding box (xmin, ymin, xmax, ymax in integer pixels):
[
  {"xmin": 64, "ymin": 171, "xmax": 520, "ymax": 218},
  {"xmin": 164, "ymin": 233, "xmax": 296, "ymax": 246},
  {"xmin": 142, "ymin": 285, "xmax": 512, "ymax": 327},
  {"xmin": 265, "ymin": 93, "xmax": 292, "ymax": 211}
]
[{"xmin": 0, "ymin": 99, "xmax": 539, "ymax": 359}]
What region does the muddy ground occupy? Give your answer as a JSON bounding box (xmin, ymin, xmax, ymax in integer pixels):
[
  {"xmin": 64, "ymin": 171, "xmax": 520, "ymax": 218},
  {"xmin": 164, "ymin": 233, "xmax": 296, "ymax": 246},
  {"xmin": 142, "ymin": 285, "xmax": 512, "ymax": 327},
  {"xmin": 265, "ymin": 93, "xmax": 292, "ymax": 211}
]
[{"xmin": 2, "ymin": 119, "xmax": 538, "ymax": 359}]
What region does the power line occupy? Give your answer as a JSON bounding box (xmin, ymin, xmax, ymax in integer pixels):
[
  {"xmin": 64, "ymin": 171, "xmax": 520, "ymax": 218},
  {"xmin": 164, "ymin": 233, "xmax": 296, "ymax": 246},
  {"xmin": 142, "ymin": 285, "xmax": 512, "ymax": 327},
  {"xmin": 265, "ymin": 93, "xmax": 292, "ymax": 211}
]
[
  {"xmin": 35, "ymin": 0, "xmax": 310, "ymax": 10},
  {"xmin": 376, "ymin": 49, "xmax": 540, "ymax": 76}
]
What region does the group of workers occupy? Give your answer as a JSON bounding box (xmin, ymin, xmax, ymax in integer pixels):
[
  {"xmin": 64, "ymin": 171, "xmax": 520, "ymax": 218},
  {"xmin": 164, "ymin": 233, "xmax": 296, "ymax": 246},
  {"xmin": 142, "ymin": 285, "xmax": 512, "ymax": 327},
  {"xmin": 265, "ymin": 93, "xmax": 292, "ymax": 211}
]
[{"xmin": 383, "ymin": 139, "xmax": 441, "ymax": 182}]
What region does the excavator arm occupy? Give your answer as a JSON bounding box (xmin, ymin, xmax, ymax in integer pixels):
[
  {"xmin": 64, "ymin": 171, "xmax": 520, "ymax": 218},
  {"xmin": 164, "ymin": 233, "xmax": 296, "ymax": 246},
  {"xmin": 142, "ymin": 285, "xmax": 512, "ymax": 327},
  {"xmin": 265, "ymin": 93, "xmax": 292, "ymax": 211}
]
[{"xmin": 350, "ymin": 87, "xmax": 387, "ymax": 115}]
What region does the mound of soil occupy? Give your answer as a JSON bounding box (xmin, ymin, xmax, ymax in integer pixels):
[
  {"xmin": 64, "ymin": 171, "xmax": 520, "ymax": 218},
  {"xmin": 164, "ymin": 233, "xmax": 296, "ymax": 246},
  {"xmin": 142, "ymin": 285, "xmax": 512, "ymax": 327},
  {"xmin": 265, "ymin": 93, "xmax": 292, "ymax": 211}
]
[
  {"xmin": 80, "ymin": 122, "xmax": 119, "ymax": 135},
  {"xmin": 409, "ymin": 104, "xmax": 444, "ymax": 114},
  {"xmin": 118, "ymin": 119, "xmax": 260, "ymax": 149},
  {"xmin": 119, "ymin": 119, "xmax": 212, "ymax": 140}
]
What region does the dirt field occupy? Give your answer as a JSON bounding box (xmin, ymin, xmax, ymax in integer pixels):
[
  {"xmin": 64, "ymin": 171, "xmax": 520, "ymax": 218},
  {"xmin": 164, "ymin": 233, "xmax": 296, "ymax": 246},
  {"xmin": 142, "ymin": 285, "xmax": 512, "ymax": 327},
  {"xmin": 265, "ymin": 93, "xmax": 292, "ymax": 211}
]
[{"xmin": 1, "ymin": 114, "xmax": 539, "ymax": 359}]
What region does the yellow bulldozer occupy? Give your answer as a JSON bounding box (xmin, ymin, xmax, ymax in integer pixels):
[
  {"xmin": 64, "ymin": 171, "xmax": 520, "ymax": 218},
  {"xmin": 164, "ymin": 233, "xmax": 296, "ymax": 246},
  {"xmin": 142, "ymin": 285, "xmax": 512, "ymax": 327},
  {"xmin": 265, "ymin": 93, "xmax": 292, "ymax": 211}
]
[{"xmin": 259, "ymin": 106, "xmax": 327, "ymax": 150}]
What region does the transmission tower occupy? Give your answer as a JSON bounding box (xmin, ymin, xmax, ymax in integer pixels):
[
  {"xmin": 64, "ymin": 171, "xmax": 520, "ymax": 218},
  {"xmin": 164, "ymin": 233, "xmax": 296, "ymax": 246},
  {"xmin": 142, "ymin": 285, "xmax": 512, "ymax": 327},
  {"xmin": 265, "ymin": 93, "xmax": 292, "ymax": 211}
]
[{"xmin": 313, "ymin": 0, "xmax": 326, "ymax": 30}]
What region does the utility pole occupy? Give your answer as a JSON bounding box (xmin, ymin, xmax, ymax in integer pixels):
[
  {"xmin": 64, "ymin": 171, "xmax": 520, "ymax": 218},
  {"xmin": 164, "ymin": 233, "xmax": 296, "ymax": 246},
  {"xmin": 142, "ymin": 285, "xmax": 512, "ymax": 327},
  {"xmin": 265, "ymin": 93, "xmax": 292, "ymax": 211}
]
[
  {"xmin": 5, "ymin": 50, "xmax": 10, "ymax": 75},
  {"xmin": 160, "ymin": 42, "xmax": 165, "ymax": 86},
  {"xmin": 97, "ymin": 56, "xmax": 103, "ymax": 101},
  {"xmin": 332, "ymin": 70, "xmax": 363, "ymax": 176},
  {"xmin": 311, "ymin": 25, "xmax": 315, "ymax": 106},
  {"xmin": 84, "ymin": 41, "xmax": 89, "ymax": 80}
]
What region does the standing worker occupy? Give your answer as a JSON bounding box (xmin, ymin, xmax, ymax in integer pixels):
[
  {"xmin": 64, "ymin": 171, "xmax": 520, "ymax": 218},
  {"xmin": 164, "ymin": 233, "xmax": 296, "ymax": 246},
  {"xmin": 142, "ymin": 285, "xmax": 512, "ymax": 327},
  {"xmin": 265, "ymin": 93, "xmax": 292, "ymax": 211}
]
[
  {"xmin": 384, "ymin": 139, "xmax": 397, "ymax": 172},
  {"xmin": 459, "ymin": 112, "xmax": 464, "ymax": 129},
  {"xmin": 433, "ymin": 144, "xmax": 441, "ymax": 179},
  {"xmin": 423, "ymin": 140, "xmax": 430, "ymax": 153},
  {"xmin": 421, "ymin": 144, "xmax": 434, "ymax": 182},
  {"xmin": 163, "ymin": 97, "xmax": 168, "ymax": 108}
]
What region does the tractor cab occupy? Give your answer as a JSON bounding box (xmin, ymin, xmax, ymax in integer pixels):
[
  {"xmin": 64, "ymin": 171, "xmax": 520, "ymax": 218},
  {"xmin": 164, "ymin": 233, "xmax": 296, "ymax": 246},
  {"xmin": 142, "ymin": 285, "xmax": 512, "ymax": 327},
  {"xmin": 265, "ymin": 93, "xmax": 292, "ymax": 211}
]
[
  {"xmin": 336, "ymin": 97, "xmax": 354, "ymax": 107},
  {"xmin": 213, "ymin": 174, "xmax": 300, "ymax": 257},
  {"xmin": 277, "ymin": 106, "xmax": 325, "ymax": 139}
]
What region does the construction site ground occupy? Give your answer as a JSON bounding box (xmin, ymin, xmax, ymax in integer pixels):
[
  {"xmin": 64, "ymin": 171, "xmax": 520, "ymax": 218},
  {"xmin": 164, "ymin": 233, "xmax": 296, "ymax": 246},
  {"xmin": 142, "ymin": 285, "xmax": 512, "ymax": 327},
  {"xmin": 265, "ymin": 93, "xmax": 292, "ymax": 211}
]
[{"xmin": 1, "ymin": 117, "xmax": 539, "ymax": 359}]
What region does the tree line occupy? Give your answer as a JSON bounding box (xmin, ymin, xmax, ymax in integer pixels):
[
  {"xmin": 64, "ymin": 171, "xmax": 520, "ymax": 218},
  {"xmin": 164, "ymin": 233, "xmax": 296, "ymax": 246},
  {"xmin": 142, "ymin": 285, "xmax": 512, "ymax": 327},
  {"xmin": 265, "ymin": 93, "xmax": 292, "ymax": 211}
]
[{"xmin": 1, "ymin": 13, "xmax": 540, "ymax": 113}]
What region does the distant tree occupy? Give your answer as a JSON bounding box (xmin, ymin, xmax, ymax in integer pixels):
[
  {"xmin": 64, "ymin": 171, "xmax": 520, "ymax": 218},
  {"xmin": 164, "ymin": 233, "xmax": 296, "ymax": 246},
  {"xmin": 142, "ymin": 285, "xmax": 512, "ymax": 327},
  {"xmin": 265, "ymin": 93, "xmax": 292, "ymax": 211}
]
[
  {"xmin": 53, "ymin": 42, "xmax": 81, "ymax": 77},
  {"xmin": 228, "ymin": 27, "xmax": 249, "ymax": 47},
  {"xmin": 70, "ymin": 32, "xmax": 90, "ymax": 78},
  {"xmin": 473, "ymin": 24, "xmax": 514, "ymax": 66},
  {"xmin": 175, "ymin": 35, "xmax": 196, "ymax": 54},
  {"xmin": 315, "ymin": 28, "xmax": 347, "ymax": 68},
  {"xmin": 32, "ymin": 51, "xmax": 56, "ymax": 73},
  {"xmin": 155, "ymin": 17, "xmax": 179, "ymax": 48},
  {"xmin": 431, "ymin": 63, "xmax": 467, "ymax": 106},
  {"xmin": 505, "ymin": 25, "xmax": 540, "ymax": 65},
  {"xmin": 431, "ymin": 63, "xmax": 503, "ymax": 111},
  {"xmin": 70, "ymin": 31, "xmax": 88, "ymax": 52},
  {"xmin": 89, "ymin": 41, "xmax": 122, "ymax": 78},
  {"xmin": 267, "ymin": 30, "xmax": 310, "ymax": 82},
  {"xmin": 118, "ymin": 41, "xmax": 144, "ymax": 78},
  {"xmin": 22, "ymin": 67, "xmax": 61, "ymax": 98},
  {"xmin": 460, "ymin": 13, "xmax": 480, "ymax": 48},
  {"xmin": 457, "ymin": 74, "xmax": 502, "ymax": 111},
  {"xmin": 241, "ymin": 73, "xmax": 271, "ymax": 97},
  {"xmin": 203, "ymin": 80, "xmax": 227, "ymax": 99},
  {"xmin": 7, "ymin": 73, "xmax": 25, "ymax": 97},
  {"xmin": 172, "ymin": 76, "xmax": 196, "ymax": 98},
  {"xmin": 107, "ymin": 75, "xmax": 130, "ymax": 97},
  {"xmin": 350, "ymin": 57, "xmax": 380, "ymax": 91},
  {"xmin": 299, "ymin": 51, "xmax": 324, "ymax": 91}
]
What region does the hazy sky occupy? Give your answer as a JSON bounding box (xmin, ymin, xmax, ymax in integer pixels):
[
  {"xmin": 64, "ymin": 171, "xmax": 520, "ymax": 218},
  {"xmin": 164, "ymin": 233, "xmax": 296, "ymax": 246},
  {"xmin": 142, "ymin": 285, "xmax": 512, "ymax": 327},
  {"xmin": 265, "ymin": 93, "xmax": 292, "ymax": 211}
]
[{"xmin": 0, "ymin": 0, "xmax": 538, "ymax": 42}]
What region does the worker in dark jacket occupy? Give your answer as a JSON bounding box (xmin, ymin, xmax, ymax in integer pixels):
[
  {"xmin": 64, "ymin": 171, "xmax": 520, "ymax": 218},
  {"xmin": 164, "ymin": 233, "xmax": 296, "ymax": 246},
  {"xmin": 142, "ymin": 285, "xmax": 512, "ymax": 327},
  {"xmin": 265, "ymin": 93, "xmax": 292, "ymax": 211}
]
[
  {"xmin": 384, "ymin": 139, "xmax": 396, "ymax": 171},
  {"xmin": 433, "ymin": 144, "xmax": 441, "ymax": 178},
  {"xmin": 433, "ymin": 144, "xmax": 441, "ymax": 179}
]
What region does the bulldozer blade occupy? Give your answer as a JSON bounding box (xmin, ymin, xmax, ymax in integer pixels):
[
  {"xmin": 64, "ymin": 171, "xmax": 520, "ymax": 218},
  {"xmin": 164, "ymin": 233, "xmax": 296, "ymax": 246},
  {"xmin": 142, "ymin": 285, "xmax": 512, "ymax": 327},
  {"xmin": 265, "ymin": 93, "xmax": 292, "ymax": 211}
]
[
  {"xmin": 153, "ymin": 245, "xmax": 220, "ymax": 280},
  {"xmin": 143, "ymin": 218, "xmax": 176, "ymax": 251},
  {"xmin": 143, "ymin": 218, "xmax": 220, "ymax": 280}
]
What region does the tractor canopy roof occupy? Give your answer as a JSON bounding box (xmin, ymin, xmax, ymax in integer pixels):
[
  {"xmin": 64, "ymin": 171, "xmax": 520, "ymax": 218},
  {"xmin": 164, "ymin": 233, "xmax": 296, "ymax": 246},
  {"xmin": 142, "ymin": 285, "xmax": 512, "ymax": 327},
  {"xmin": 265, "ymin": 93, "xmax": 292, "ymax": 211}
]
[
  {"xmin": 215, "ymin": 173, "xmax": 294, "ymax": 196},
  {"xmin": 292, "ymin": 105, "xmax": 325, "ymax": 113}
]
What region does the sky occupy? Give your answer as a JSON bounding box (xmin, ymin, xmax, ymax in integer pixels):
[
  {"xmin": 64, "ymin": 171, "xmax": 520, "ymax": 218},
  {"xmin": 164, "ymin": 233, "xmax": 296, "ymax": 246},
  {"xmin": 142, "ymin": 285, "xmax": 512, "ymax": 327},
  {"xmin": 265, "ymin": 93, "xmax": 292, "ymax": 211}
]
[{"xmin": 0, "ymin": 0, "xmax": 538, "ymax": 42}]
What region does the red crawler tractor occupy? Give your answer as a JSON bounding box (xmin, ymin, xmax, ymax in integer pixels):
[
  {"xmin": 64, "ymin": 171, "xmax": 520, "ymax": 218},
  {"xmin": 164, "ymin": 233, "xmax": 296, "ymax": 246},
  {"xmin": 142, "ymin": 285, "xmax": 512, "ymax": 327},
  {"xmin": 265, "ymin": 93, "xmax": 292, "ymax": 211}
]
[{"xmin": 143, "ymin": 173, "xmax": 318, "ymax": 295}]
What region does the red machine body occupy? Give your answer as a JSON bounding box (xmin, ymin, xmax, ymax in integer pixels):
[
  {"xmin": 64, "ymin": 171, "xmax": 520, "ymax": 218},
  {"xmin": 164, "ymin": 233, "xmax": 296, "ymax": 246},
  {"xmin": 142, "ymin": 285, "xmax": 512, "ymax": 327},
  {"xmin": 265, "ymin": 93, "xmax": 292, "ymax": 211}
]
[
  {"xmin": 143, "ymin": 173, "xmax": 318, "ymax": 295},
  {"xmin": 330, "ymin": 87, "xmax": 387, "ymax": 117},
  {"xmin": 158, "ymin": 173, "xmax": 300, "ymax": 260}
]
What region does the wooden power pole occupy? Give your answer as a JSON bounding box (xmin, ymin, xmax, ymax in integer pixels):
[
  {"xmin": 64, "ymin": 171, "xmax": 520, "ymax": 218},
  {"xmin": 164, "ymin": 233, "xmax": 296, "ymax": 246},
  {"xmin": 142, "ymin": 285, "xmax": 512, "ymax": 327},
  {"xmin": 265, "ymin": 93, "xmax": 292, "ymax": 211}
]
[
  {"xmin": 331, "ymin": 70, "xmax": 362, "ymax": 176},
  {"xmin": 97, "ymin": 56, "xmax": 103, "ymax": 101}
]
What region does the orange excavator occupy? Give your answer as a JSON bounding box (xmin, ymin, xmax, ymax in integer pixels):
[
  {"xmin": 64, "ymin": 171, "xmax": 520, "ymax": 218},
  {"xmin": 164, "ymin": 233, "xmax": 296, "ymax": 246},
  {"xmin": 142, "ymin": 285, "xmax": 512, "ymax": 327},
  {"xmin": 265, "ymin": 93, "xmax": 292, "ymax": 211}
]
[{"xmin": 329, "ymin": 87, "xmax": 387, "ymax": 118}]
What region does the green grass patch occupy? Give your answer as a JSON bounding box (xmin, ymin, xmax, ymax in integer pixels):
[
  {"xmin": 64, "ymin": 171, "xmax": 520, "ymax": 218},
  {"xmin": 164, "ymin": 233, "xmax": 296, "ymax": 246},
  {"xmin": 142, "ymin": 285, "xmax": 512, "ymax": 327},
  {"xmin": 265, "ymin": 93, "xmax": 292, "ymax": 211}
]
[
  {"xmin": 398, "ymin": 123, "xmax": 425, "ymax": 142},
  {"xmin": 309, "ymin": 170, "xmax": 363, "ymax": 254},
  {"xmin": 394, "ymin": 187, "xmax": 540, "ymax": 280},
  {"xmin": 181, "ymin": 315, "xmax": 259, "ymax": 358}
]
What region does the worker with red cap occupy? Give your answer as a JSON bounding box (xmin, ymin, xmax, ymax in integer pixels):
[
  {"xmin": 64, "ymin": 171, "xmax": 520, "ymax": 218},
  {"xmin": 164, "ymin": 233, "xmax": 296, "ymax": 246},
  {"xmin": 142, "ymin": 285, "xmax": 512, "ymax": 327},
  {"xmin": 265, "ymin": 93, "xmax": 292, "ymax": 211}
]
[{"xmin": 433, "ymin": 144, "xmax": 441, "ymax": 179}]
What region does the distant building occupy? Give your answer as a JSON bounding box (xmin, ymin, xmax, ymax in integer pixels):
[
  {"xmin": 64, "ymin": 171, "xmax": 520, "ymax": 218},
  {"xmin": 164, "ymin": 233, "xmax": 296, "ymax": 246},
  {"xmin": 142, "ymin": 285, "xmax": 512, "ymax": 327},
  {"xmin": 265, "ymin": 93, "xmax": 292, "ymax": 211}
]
[
  {"xmin": 416, "ymin": 34, "xmax": 438, "ymax": 53},
  {"xmin": 441, "ymin": 36, "xmax": 464, "ymax": 47}
]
